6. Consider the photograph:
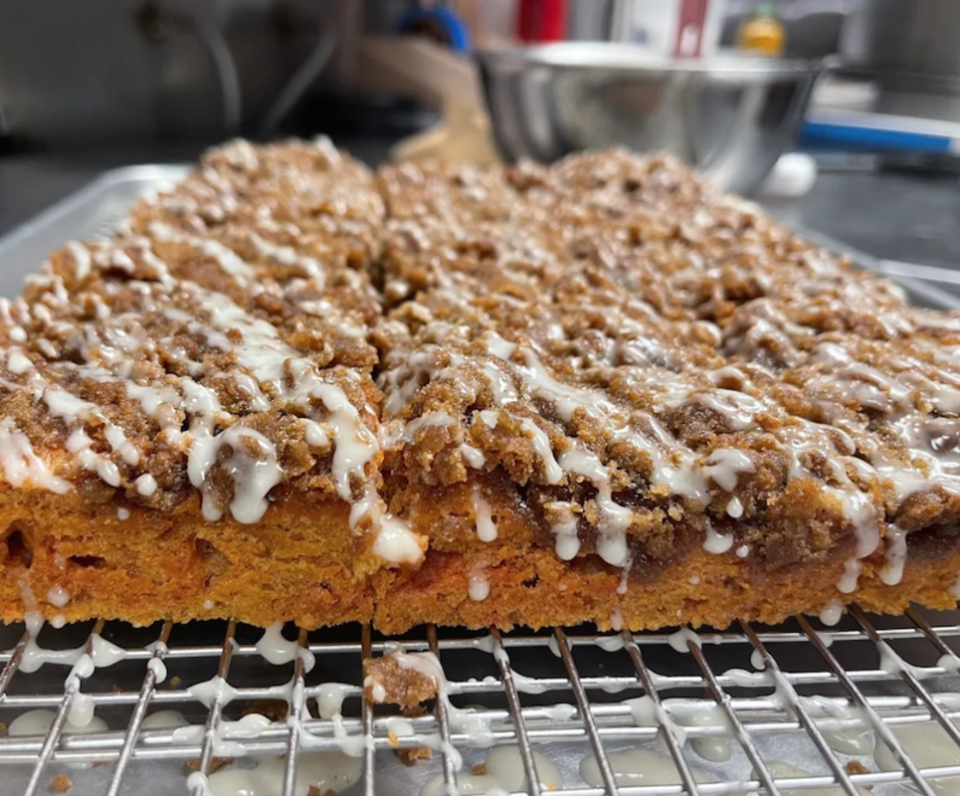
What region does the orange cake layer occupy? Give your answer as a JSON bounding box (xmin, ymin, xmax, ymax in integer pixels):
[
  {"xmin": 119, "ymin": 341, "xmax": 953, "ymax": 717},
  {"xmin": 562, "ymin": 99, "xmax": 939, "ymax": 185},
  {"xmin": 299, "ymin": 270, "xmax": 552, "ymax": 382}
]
[
  {"xmin": 1, "ymin": 139, "xmax": 960, "ymax": 632},
  {"xmin": 0, "ymin": 492, "xmax": 372, "ymax": 629}
]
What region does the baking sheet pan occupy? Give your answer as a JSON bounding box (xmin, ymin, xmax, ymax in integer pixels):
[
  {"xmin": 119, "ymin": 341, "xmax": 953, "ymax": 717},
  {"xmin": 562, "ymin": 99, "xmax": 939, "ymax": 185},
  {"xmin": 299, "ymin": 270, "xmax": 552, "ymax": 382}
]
[{"xmin": 0, "ymin": 165, "xmax": 191, "ymax": 296}]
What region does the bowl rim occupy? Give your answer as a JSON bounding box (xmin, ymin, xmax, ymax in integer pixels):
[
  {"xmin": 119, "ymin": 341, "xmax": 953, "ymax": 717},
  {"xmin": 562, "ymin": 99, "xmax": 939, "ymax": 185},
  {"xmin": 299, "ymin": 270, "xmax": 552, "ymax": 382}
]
[{"xmin": 477, "ymin": 43, "xmax": 827, "ymax": 77}]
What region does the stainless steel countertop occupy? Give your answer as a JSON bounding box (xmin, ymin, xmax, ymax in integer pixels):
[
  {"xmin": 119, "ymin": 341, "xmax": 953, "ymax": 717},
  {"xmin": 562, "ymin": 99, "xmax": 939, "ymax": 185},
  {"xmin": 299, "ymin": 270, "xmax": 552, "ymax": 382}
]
[{"xmin": 767, "ymin": 166, "xmax": 960, "ymax": 273}]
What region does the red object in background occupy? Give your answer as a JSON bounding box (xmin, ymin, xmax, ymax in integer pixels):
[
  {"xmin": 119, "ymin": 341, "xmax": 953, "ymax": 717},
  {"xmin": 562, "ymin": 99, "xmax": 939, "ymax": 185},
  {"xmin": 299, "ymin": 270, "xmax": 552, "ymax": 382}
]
[
  {"xmin": 517, "ymin": 0, "xmax": 568, "ymax": 43},
  {"xmin": 673, "ymin": 0, "xmax": 709, "ymax": 57}
]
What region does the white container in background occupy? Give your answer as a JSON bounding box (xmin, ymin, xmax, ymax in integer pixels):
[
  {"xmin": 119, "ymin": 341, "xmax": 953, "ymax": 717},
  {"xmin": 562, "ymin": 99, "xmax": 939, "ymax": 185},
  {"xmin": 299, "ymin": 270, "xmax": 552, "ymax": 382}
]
[{"xmin": 611, "ymin": 0, "xmax": 726, "ymax": 57}]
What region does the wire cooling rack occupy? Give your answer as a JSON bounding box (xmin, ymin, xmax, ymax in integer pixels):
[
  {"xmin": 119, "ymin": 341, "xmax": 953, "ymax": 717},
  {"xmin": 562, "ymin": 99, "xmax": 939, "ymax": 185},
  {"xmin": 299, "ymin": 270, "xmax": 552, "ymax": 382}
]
[{"xmin": 2, "ymin": 607, "xmax": 960, "ymax": 795}]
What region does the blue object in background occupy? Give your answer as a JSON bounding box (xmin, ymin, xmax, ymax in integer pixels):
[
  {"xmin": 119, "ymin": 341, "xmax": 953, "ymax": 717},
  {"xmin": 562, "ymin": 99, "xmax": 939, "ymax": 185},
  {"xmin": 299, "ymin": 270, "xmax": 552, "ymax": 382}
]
[
  {"xmin": 802, "ymin": 119, "xmax": 957, "ymax": 155},
  {"xmin": 396, "ymin": 5, "xmax": 472, "ymax": 52}
]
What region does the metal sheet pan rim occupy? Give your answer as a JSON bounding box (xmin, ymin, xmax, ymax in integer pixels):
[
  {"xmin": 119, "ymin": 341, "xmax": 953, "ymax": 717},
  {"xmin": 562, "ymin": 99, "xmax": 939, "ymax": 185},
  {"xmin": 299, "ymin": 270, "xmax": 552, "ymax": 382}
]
[{"xmin": 0, "ymin": 164, "xmax": 191, "ymax": 279}]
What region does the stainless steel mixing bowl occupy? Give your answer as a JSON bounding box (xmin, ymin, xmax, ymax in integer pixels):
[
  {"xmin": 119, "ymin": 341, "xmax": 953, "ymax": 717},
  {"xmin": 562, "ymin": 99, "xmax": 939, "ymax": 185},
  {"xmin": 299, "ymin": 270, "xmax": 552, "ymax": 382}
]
[{"xmin": 476, "ymin": 43, "xmax": 828, "ymax": 194}]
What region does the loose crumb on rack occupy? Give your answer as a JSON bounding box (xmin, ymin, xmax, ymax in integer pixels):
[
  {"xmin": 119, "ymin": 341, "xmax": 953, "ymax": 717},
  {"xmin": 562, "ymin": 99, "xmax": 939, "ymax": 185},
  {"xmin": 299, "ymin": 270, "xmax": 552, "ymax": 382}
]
[
  {"xmin": 0, "ymin": 721, "xmax": 6, "ymax": 736},
  {"xmin": 306, "ymin": 787, "xmax": 336, "ymax": 796},
  {"xmin": 471, "ymin": 763, "xmax": 486, "ymax": 776},
  {"xmin": 363, "ymin": 653, "xmax": 440, "ymax": 708},
  {"xmin": 169, "ymin": 675, "xmax": 182, "ymax": 688},
  {"xmin": 846, "ymin": 760, "xmax": 871, "ymax": 777},
  {"xmin": 242, "ymin": 699, "xmax": 288, "ymax": 721},
  {"xmin": 401, "ymin": 703, "xmax": 428, "ymax": 718},
  {"xmin": 51, "ymin": 772, "xmax": 72, "ymax": 793},
  {"xmin": 396, "ymin": 747, "xmax": 432, "ymax": 766},
  {"xmin": 186, "ymin": 757, "xmax": 229, "ymax": 774}
]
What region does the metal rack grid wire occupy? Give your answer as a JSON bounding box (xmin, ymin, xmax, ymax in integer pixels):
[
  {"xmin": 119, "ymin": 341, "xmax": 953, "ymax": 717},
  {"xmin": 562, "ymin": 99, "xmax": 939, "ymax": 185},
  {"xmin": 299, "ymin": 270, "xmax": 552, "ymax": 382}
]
[{"xmin": 0, "ymin": 607, "xmax": 960, "ymax": 795}]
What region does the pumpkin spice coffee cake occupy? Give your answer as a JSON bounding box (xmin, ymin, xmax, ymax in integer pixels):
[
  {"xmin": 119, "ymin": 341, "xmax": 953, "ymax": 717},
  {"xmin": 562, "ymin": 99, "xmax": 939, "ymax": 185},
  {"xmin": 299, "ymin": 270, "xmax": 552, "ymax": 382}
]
[{"xmin": 1, "ymin": 138, "xmax": 960, "ymax": 633}]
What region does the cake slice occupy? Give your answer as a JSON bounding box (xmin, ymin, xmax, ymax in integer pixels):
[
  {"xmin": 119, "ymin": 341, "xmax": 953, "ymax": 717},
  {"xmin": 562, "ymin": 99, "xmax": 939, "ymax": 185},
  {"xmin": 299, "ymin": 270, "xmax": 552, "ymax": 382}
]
[
  {"xmin": 0, "ymin": 139, "xmax": 421, "ymax": 629},
  {"xmin": 371, "ymin": 152, "xmax": 960, "ymax": 632}
]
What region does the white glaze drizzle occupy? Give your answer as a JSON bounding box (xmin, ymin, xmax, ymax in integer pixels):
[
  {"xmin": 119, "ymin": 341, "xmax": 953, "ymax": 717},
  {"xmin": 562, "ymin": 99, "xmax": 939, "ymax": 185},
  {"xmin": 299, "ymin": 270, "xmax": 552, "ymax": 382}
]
[
  {"xmin": 703, "ymin": 520, "xmax": 734, "ymax": 555},
  {"xmin": 580, "ymin": 748, "xmax": 714, "ymax": 789},
  {"xmin": 255, "ymin": 623, "xmax": 316, "ymax": 672},
  {"xmin": 468, "ymin": 565, "xmax": 490, "ymax": 601},
  {"xmin": 667, "ymin": 627, "xmax": 702, "ymax": 654},
  {"xmin": 546, "ymin": 500, "xmax": 581, "ymax": 560},
  {"xmin": 873, "ymin": 720, "xmax": 960, "ymax": 796},
  {"xmin": 799, "ymin": 697, "xmax": 873, "ymax": 755},
  {"xmin": 627, "ymin": 694, "xmax": 732, "ymax": 762},
  {"xmin": 188, "ymin": 675, "xmax": 239, "ymax": 709},
  {"xmin": 205, "ymin": 752, "xmax": 362, "ymax": 796},
  {"xmin": 880, "ymin": 523, "xmax": 908, "ymax": 586},
  {"xmin": 471, "ymin": 486, "xmax": 498, "ymax": 542},
  {"xmin": 819, "ymin": 598, "xmax": 844, "ymax": 627},
  {"xmin": 316, "ymin": 683, "xmax": 353, "ymax": 719},
  {"xmin": 421, "ymin": 746, "xmax": 562, "ymax": 796},
  {"xmin": 701, "ymin": 447, "xmax": 754, "ymax": 492},
  {"xmin": 558, "ymin": 445, "xmax": 631, "ymax": 567},
  {"xmin": 521, "ymin": 418, "xmax": 562, "ymax": 484},
  {"xmin": 141, "ymin": 710, "xmax": 188, "ymax": 729},
  {"xmin": 46, "ymin": 586, "xmax": 70, "ymax": 608},
  {"xmin": 8, "ymin": 707, "xmax": 108, "ymax": 745}
]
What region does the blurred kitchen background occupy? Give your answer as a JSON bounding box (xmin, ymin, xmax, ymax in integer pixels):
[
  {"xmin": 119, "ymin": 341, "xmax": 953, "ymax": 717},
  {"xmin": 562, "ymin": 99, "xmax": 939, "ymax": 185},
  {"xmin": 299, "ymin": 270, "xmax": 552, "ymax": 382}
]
[{"xmin": 3, "ymin": 0, "xmax": 960, "ymax": 295}]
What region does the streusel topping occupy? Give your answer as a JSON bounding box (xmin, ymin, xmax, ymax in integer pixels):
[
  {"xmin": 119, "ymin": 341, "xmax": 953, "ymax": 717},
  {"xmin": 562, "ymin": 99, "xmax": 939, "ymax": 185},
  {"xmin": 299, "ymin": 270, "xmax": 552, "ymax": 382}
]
[
  {"xmin": 0, "ymin": 139, "xmax": 423, "ymax": 566},
  {"xmin": 2, "ymin": 140, "xmax": 960, "ymax": 588},
  {"xmin": 376, "ymin": 150, "xmax": 960, "ymax": 587}
]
